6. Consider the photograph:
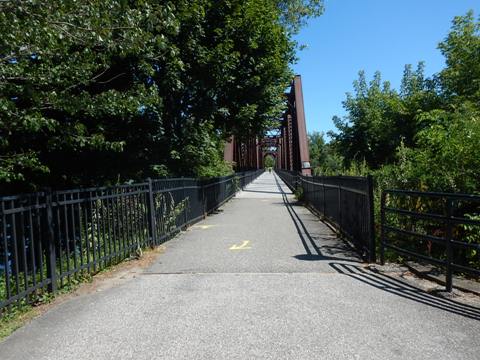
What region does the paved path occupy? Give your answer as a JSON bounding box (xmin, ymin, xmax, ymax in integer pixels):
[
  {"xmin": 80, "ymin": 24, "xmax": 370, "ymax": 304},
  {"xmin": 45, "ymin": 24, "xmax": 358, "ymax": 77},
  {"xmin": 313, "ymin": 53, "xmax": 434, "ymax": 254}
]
[{"xmin": 1, "ymin": 172, "xmax": 479, "ymax": 359}]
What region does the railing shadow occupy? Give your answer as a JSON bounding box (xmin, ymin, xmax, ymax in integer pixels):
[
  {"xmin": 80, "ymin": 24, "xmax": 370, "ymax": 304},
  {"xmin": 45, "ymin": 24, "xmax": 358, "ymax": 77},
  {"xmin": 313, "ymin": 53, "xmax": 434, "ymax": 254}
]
[
  {"xmin": 272, "ymin": 172, "xmax": 361, "ymax": 262},
  {"xmin": 272, "ymin": 172, "xmax": 480, "ymax": 320},
  {"xmin": 241, "ymin": 189, "xmax": 285, "ymax": 195},
  {"xmin": 329, "ymin": 262, "xmax": 480, "ymax": 321}
]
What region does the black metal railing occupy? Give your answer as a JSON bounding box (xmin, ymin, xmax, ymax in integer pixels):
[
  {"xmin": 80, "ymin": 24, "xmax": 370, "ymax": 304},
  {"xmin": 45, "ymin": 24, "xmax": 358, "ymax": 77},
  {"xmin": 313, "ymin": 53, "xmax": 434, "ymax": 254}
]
[
  {"xmin": 0, "ymin": 169, "xmax": 263, "ymax": 312},
  {"xmin": 275, "ymin": 170, "xmax": 299, "ymax": 190},
  {"xmin": 381, "ymin": 189, "xmax": 480, "ymax": 291},
  {"xmin": 276, "ymin": 170, "xmax": 375, "ymax": 262}
]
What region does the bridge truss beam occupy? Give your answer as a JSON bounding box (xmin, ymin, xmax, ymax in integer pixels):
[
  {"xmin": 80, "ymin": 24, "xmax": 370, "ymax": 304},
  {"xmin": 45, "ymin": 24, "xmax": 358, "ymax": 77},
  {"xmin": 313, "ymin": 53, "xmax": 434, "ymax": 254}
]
[{"xmin": 224, "ymin": 75, "xmax": 311, "ymax": 175}]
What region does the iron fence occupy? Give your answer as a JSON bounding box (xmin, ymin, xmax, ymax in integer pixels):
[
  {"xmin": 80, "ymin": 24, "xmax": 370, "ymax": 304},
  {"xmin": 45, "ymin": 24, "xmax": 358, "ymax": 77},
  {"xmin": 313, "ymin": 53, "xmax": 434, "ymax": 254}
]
[
  {"xmin": 275, "ymin": 170, "xmax": 299, "ymax": 191},
  {"xmin": 381, "ymin": 189, "xmax": 480, "ymax": 291},
  {"xmin": 276, "ymin": 170, "xmax": 375, "ymax": 262},
  {"xmin": 0, "ymin": 170, "xmax": 263, "ymax": 312}
]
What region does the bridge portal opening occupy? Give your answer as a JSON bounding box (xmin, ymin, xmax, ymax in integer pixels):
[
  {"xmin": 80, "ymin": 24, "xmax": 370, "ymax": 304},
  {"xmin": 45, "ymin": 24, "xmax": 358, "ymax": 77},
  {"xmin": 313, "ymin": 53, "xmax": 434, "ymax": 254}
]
[
  {"xmin": 264, "ymin": 154, "xmax": 276, "ymax": 169},
  {"xmin": 223, "ymin": 75, "xmax": 311, "ymax": 175}
]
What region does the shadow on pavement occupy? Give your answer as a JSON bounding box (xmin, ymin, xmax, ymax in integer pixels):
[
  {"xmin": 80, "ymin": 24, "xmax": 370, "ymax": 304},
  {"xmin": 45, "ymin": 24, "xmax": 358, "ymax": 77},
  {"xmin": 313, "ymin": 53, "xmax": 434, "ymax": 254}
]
[
  {"xmin": 273, "ymin": 172, "xmax": 480, "ymax": 320},
  {"xmin": 241, "ymin": 189, "xmax": 285, "ymax": 194},
  {"xmin": 272, "ymin": 173, "xmax": 361, "ymax": 263},
  {"xmin": 329, "ymin": 262, "xmax": 480, "ymax": 321}
]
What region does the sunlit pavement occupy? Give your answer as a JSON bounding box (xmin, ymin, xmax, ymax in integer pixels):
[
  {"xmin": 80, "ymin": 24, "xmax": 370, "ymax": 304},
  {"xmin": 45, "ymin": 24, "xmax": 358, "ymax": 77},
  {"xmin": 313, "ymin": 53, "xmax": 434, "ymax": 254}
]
[{"xmin": 1, "ymin": 172, "xmax": 479, "ymax": 360}]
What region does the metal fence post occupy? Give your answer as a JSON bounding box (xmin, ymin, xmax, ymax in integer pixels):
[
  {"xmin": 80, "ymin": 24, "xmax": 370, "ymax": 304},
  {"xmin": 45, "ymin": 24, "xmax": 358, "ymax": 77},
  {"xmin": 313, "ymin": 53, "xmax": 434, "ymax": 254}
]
[
  {"xmin": 202, "ymin": 180, "xmax": 207, "ymax": 218},
  {"xmin": 380, "ymin": 191, "xmax": 386, "ymax": 265},
  {"xmin": 182, "ymin": 177, "xmax": 188, "ymax": 227},
  {"xmin": 366, "ymin": 175, "xmax": 376, "ymax": 263},
  {"xmin": 44, "ymin": 189, "xmax": 57, "ymax": 293},
  {"xmin": 147, "ymin": 178, "xmax": 157, "ymax": 246},
  {"xmin": 322, "ymin": 180, "xmax": 326, "ymax": 217},
  {"xmin": 445, "ymin": 198, "xmax": 453, "ymax": 292},
  {"xmin": 337, "ymin": 185, "xmax": 342, "ymax": 229}
]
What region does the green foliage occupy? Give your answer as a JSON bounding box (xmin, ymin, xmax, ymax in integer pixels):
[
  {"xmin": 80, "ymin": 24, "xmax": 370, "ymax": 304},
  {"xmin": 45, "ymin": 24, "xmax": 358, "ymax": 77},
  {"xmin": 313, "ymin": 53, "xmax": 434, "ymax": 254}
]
[
  {"xmin": 324, "ymin": 11, "xmax": 480, "ymax": 269},
  {"xmin": 294, "ymin": 185, "xmax": 304, "ymax": 201},
  {"xmin": 0, "ymin": 0, "xmax": 324, "ymax": 193},
  {"xmin": 0, "ymin": 1, "xmax": 171, "ymax": 191},
  {"xmin": 264, "ymin": 155, "xmax": 275, "ymax": 168},
  {"xmin": 462, "ymin": 214, "xmax": 480, "ymax": 266},
  {"xmin": 308, "ymin": 131, "xmax": 344, "ymax": 175},
  {"xmin": 276, "ymin": 0, "xmax": 324, "ymax": 33},
  {"xmin": 329, "ymin": 65, "xmax": 441, "ymax": 169},
  {"xmin": 329, "ymin": 11, "xmax": 480, "ymax": 195},
  {"xmin": 439, "ymin": 10, "xmax": 480, "ymax": 104}
]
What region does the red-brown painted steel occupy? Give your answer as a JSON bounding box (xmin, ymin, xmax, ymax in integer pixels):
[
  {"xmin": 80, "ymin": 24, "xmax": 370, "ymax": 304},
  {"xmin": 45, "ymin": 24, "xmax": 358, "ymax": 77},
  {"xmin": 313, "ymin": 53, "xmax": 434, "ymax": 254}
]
[{"xmin": 223, "ymin": 75, "xmax": 311, "ymax": 174}]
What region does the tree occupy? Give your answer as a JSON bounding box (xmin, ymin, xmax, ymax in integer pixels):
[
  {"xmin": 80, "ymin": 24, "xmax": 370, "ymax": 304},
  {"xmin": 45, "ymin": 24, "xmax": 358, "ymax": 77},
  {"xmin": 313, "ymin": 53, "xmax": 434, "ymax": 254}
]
[
  {"xmin": 329, "ymin": 71, "xmax": 405, "ymax": 168},
  {"xmin": 329, "ymin": 10, "xmax": 480, "ymax": 194},
  {"xmin": 0, "ymin": 0, "xmax": 324, "ymax": 193},
  {"xmin": 0, "ymin": 1, "xmax": 174, "ymax": 191},
  {"xmin": 438, "ymin": 11, "xmax": 480, "ymax": 104},
  {"xmin": 264, "ymin": 155, "xmax": 275, "ymax": 168},
  {"xmin": 276, "ymin": 0, "xmax": 324, "ymax": 33},
  {"xmin": 308, "ymin": 131, "xmax": 343, "ymax": 175}
]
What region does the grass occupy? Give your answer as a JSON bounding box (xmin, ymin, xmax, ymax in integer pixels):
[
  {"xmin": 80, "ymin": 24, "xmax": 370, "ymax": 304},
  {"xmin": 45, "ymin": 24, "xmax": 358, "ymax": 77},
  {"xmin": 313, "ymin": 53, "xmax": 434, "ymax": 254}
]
[
  {"xmin": 0, "ymin": 281, "xmax": 76, "ymax": 340},
  {"xmin": 0, "ymin": 305, "xmax": 38, "ymax": 339},
  {"xmin": 0, "ymin": 243, "xmax": 167, "ymax": 341},
  {"xmin": 0, "ymin": 191, "xmax": 193, "ymax": 339}
]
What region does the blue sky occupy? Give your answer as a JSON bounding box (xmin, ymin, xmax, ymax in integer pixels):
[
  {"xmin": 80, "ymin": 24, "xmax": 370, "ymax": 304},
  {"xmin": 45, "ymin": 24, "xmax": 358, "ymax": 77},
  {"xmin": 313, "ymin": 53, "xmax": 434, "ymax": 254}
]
[{"xmin": 293, "ymin": 0, "xmax": 480, "ymax": 136}]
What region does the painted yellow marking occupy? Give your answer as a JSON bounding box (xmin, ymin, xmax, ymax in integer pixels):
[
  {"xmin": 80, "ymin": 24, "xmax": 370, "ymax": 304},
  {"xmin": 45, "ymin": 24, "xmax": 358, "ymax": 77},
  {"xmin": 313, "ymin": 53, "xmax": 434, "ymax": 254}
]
[
  {"xmin": 192, "ymin": 225, "xmax": 216, "ymax": 230},
  {"xmin": 229, "ymin": 240, "xmax": 252, "ymax": 250}
]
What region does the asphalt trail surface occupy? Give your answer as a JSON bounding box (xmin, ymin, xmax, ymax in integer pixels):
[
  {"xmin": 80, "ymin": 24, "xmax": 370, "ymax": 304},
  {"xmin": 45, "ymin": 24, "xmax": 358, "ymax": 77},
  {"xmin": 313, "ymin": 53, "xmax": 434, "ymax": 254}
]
[{"xmin": 1, "ymin": 172, "xmax": 479, "ymax": 359}]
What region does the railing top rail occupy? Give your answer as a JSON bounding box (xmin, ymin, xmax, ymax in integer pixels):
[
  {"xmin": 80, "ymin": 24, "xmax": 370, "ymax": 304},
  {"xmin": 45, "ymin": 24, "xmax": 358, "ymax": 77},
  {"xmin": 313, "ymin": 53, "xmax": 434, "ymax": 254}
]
[
  {"xmin": 307, "ymin": 175, "xmax": 369, "ymax": 181},
  {"xmin": 0, "ymin": 192, "xmax": 46, "ymax": 202},
  {"xmin": 57, "ymin": 183, "xmax": 150, "ymax": 194},
  {"xmin": 152, "ymin": 177, "xmax": 197, "ymax": 181},
  {"xmin": 384, "ymin": 188, "xmax": 480, "ymax": 201},
  {"xmin": 0, "ymin": 171, "xmax": 263, "ymax": 200},
  {"xmin": 299, "ymin": 177, "xmax": 368, "ymax": 196}
]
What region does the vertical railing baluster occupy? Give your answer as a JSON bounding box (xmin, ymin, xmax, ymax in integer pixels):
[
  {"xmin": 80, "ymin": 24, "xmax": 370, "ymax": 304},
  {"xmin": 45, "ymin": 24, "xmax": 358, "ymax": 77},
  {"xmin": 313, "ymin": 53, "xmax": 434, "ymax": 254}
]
[
  {"xmin": 36, "ymin": 196, "xmax": 44, "ymax": 284},
  {"xmin": 94, "ymin": 190, "xmax": 105, "ymax": 270},
  {"xmin": 18, "ymin": 208, "xmax": 28, "ymax": 295},
  {"xmin": 147, "ymin": 179, "xmax": 157, "ymax": 246},
  {"xmin": 337, "ymin": 185, "xmax": 342, "ymax": 229},
  {"xmin": 70, "ymin": 194, "xmax": 78, "ymax": 278},
  {"xmin": 124, "ymin": 189, "xmax": 131, "ymax": 254},
  {"xmin": 131, "ymin": 189, "xmax": 138, "ymax": 252},
  {"xmin": 54, "ymin": 196, "xmax": 63, "ymax": 287},
  {"xmin": 111, "ymin": 192, "xmax": 118, "ymax": 260},
  {"xmin": 1, "ymin": 200, "xmax": 12, "ymax": 305},
  {"xmin": 101, "ymin": 191, "xmax": 108, "ymax": 268},
  {"xmin": 45, "ymin": 190, "xmax": 57, "ymax": 293},
  {"xmin": 366, "ymin": 175, "xmax": 376, "ymax": 263},
  {"xmin": 105, "ymin": 190, "xmax": 113, "ymax": 265},
  {"xmin": 28, "ymin": 206, "xmax": 36, "ymax": 291},
  {"xmin": 76, "ymin": 195, "xmax": 84, "ymax": 272},
  {"xmin": 11, "ymin": 202, "xmax": 20, "ymax": 302},
  {"xmin": 63, "ymin": 194, "xmax": 71, "ymax": 284},
  {"xmin": 89, "ymin": 191, "xmax": 97, "ymax": 272},
  {"xmin": 182, "ymin": 178, "xmax": 187, "ymax": 227},
  {"xmin": 141, "ymin": 190, "xmax": 148, "ymax": 247},
  {"xmin": 380, "ymin": 192, "xmax": 386, "ymax": 266},
  {"xmin": 202, "ymin": 180, "xmax": 206, "ymax": 219},
  {"xmin": 83, "ymin": 192, "xmax": 91, "ymax": 273},
  {"xmin": 322, "ymin": 180, "xmax": 326, "ymax": 218},
  {"xmin": 445, "ymin": 197, "xmax": 453, "ymax": 292}
]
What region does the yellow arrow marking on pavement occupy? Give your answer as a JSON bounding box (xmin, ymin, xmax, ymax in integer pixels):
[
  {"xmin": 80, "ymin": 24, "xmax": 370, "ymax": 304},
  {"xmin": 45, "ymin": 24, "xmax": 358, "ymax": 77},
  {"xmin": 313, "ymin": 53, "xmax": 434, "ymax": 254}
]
[{"xmin": 229, "ymin": 240, "xmax": 251, "ymax": 250}]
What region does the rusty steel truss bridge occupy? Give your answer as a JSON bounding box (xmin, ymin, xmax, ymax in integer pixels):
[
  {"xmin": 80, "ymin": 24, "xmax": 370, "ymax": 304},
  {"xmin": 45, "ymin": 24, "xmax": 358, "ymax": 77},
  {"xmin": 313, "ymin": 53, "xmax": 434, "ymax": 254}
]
[{"xmin": 223, "ymin": 75, "xmax": 312, "ymax": 175}]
